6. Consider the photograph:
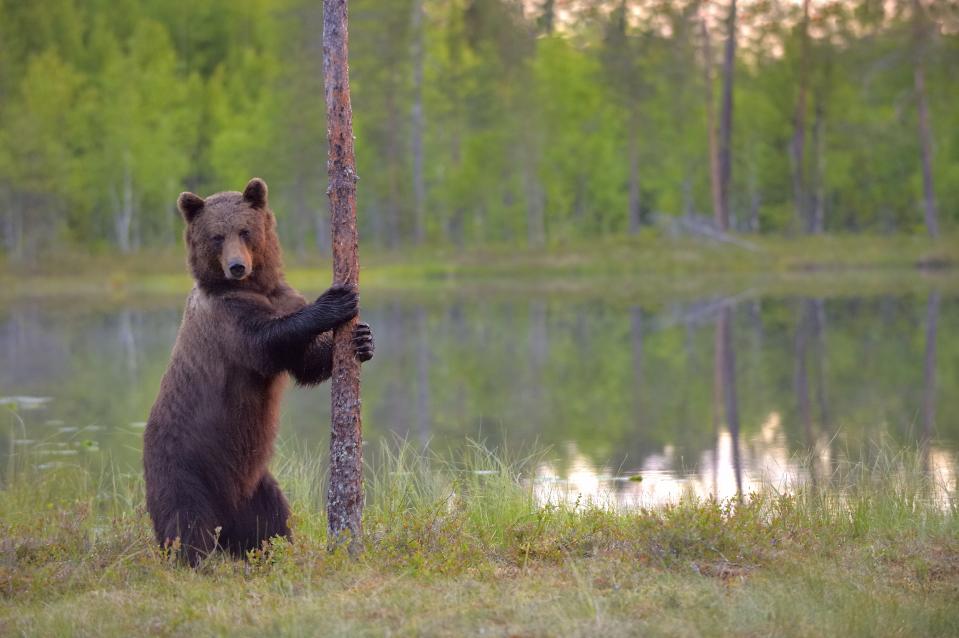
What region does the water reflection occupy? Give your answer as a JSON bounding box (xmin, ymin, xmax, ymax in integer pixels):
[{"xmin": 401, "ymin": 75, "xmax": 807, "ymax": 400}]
[
  {"xmin": 923, "ymin": 291, "xmax": 940, "ymax": 450},
  {"xmin": 715, "ymin": 305, "xmax": 742, "ymax": 496},
  {"xmin": 534, "ymin": 412, "xmax": 957, "ymax": 510},
  {"xmin": 1, "ymin": 289, "xmax": 956, "ymax": 508}
]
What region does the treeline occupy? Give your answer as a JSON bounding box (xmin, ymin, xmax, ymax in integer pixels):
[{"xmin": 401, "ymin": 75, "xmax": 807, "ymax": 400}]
[{"xmin": 0, "ymin": 0, "xmax": 956, "ymax": 258}]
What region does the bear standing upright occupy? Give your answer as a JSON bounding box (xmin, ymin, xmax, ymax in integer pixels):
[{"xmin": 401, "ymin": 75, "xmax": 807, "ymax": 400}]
[{"xmin": 143, "ymin": 178, "xmax": 374, "ymax": 566}]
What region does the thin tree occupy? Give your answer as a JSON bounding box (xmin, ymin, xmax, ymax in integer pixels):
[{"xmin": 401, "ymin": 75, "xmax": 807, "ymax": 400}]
[
  {"xmin": 411, "ymin": 0, "xmax": 426, "ymax": 244},
  {"xmin": 717, "ymin": 0, "xmax": 737, "ymax": 231},
  {"xmin": 323, "ymin": 0, "xmax": 364, "ymax": 553},
  {"xmin": 790, "ymin": 0, "xmax": 811, "ymax": 233},
  {"xmin": 912, "ymin": 0, "xmax": 939, "ymax": 238},
  {"xmin": 538, "ymin": 0, "xmax": 556, "ymax": 35},
  {"xmin": 810, "ymin": 91, "xmax": 826, "ymax": 234},
  {"xmin": 604, "ymin": 0, "xmax": 643, "ymax": 234},
  {"xmin": 700, "ymin": 13, "xmax": 722, "ymax": 229}
]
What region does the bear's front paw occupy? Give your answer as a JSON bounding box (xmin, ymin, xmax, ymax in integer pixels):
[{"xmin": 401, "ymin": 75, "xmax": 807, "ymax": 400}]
[
  {"xmin": 352, "ymin": 322, "xmax": 374, "ymax": 362},
  {"xmin": 315, "ymin": 283, "xmax": 359, "ymax": 325}
]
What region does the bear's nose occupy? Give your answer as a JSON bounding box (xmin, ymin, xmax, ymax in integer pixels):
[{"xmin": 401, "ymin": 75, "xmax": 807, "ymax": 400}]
[{"xmin": 229, "ymin": 262, "xmax": 246, "ymax": 278}]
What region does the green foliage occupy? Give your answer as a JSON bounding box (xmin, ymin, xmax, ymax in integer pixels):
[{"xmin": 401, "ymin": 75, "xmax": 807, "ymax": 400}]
[{"xmin": 0, "ymin": 0, "xmax": 956, "ymax": 258}]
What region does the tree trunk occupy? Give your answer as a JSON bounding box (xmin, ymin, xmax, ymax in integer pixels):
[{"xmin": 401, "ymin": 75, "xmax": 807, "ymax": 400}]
[
  {"xmin": 912, "ymin": 0, "xmax": 939, "ymax": 239},
  {"xmin": 410, "ymin": 0, "xmax": 426, "ymax": 244},
  {"xmin": 700, "ymin": 16, "xmax": 723, "ymax": 229},
  {"xmin": 539, "ymin": 0, "xmax": 555, "ymax": 35},
  {"xmin": 790, "ymin": 0, "xmax": 811, "ymax": 233},
  {"xmin": 627, "ymin": 110, "xmax": 642, "ymax": 234},
  {"xmin": 914, "ymin": 57, "xmax": 939, "ymax": 238},
  {"xmin": 323, "ymin": 0, "xmax": 363, "ymax": 553},
  {"xmin": 523, "ymin": 141, "xmax": 546, "ymax": 246},
  {"xmin": 115, "ymin": 154, "xmax": 135, "ymax": 254},
  {"xmin": 747, "ymin": 154, "xmax": 761, "ymax": 232},
  {"xmin": 811, "ymin": 93, "xmax": 826, "ymax": 234},
  {"xmin": 717, "ymin": 0, "xmax": 737, "ymax": 231}
]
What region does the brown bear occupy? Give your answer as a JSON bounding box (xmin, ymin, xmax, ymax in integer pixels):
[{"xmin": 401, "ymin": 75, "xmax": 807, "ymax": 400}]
[{"xmin": 143, "ymin": 177, "xmax": 373, "ymax": 566}]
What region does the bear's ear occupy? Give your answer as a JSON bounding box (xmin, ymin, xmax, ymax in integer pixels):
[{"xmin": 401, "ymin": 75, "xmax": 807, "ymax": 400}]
[
  {"xmin": 243, "ymin": 178, "xmax": 268, "ymax": 209},
  {"xmin": 177, "ymin": 192, "xmax": 205, "ymax": 223}
]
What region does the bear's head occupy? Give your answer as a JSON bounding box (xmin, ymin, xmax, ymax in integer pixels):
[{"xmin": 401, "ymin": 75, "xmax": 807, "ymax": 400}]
[{"xmin": 177, "ymin": 178, "xmax": 283, "ymax": 294}]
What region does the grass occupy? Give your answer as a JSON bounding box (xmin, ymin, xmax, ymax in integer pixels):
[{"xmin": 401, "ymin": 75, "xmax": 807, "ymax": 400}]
[
  {"xmin": 1, "ymin": 441, "xmax": 957, "ymax": 637},
  {"xmin": 2, "ymin": 232, "xmax": 958, "ymax": 302}
]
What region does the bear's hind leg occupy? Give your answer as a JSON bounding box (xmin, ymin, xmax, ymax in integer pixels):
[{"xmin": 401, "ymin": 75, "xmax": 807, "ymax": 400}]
[
  {"xmin": 222, "ymin": 473, "xmax": 291, "ymax": 559},
  {"xmin": 158, "ymin": 502, "xmax": 221, "ymax": 567}
]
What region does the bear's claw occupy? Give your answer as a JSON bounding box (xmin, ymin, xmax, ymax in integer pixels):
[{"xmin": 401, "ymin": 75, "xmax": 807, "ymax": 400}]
[{"xmin": 352, "ymin": 322, "xmax": 374, "ymax": 362}]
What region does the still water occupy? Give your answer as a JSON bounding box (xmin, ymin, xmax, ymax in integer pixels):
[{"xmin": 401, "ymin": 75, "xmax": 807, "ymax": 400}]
[{"xmin": 2, "ymin": 286, "xmax": 956, "ymax": 507}]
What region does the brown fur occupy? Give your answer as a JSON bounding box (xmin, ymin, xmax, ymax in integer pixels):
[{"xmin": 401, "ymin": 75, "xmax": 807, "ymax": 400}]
[{"xmin": 143, "ymin": 178, "xmax": 373, "ymax": 565}]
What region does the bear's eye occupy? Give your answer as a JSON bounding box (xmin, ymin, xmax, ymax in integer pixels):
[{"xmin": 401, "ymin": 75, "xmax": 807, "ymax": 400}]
[
  {"xmin": 212, "ymin": 234, "xmax": 225, "ymax": 244},
  {"xmin": 239, "ymin": 229, "xmax": 251, "ymax": 239}
]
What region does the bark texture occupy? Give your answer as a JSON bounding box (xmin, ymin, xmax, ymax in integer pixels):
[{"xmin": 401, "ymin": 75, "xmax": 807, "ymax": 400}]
[{"xmin": 323, "ymin": 0, "xmax": 364, "ymax": 553}]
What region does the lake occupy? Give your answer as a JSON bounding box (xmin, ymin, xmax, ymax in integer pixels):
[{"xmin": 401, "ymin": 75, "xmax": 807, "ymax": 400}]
[{"xmin": 2, "ymin": 281, "xmax": 956, "ymax": 508}]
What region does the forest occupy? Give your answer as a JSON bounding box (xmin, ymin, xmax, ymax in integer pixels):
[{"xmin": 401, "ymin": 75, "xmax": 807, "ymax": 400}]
[{"xmin": 0, "ymin": 0, "xmax": 956, "ymax": 260}]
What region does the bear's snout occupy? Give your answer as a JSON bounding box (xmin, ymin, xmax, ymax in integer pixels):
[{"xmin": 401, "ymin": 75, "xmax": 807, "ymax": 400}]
[
  {"xmin": 223, "ymin": 255, "xmax": 252, "ymax": 280},
  {"xmin": 221, "ymin": 235, "xmax": 253, "ymax": 281}
]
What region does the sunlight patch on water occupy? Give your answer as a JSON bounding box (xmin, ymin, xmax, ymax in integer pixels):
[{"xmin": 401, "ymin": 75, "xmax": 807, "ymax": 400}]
[
  {"xmin": 928, "ymin": 447, "xmax": 957, "ymax": 510},
  {"xmin": 532, "ymin": 411, "xmax": 957, "ymax": 510}
]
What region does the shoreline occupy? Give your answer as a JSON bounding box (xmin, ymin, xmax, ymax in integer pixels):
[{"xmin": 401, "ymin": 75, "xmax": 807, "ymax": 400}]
[{"xmin": 2, "ymin": 233, "xmax": 958, "ymax": 302}]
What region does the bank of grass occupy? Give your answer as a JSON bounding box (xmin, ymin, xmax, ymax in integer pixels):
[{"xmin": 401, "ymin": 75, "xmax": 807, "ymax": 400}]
[
  {"xmin": 1, "ymin": 442, "xmax": 957, "ymax": 637},
  {"xmin": 2, "ymin": 232, "xmax": 957, "ymax": 301}
]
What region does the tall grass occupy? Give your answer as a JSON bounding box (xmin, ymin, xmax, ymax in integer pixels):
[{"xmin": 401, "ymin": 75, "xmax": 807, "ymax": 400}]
[
  {"xmin": 2, "ymin": 439, "xmax": 958, "ymax": 636},
  {"xmin": 2, "ymin": 438, "xmax": 956, "ymax": 566}
]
